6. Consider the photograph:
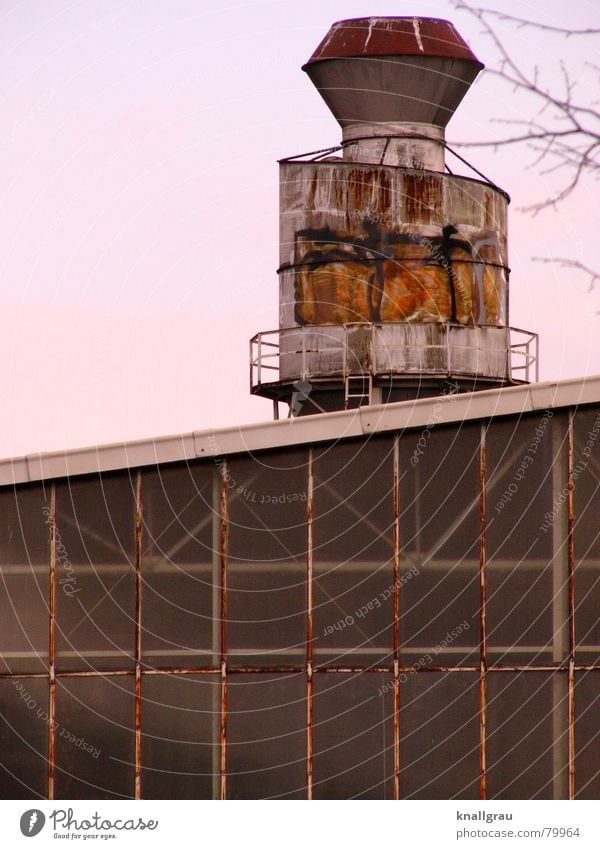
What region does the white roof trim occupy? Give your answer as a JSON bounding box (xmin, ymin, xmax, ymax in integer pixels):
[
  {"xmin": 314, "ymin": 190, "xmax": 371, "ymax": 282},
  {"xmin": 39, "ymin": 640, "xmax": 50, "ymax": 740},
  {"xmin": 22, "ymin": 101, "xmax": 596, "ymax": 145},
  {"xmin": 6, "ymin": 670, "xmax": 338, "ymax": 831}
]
[{"xmin": 1, "ymin": 374, "xmax": 599, "ymax": 487}]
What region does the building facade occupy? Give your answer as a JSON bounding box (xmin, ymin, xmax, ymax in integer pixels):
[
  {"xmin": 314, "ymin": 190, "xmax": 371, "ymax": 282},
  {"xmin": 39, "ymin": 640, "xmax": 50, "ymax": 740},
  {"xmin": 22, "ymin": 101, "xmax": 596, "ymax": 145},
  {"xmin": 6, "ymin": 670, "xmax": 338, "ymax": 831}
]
[{"xmin": 1, "ymin": 381, "xmax": 599, "ymax": 799}]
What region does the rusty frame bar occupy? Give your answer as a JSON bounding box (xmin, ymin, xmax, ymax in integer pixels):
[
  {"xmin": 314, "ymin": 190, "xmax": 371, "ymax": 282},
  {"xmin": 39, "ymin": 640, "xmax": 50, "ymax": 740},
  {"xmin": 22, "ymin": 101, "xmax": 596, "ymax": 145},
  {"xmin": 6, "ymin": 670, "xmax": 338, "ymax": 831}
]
[
  {"xmin": 393, "ymin": 435, "xmax": 400, "ymax": 800},
  {"xmin": 48, "ymin": 483, "xmax": 56, "ymax": 800},
  {"xmin": 134, "ymin": 472, "xmax": 142, "ymax": 800},
  {"xmin": 5, "ymin": 663, "xmax": 594, "ymax": 679},
  {"xmin": 14, "ymin": 661, "xmax": 600, "ymax": 680},
  {"xmin": 219, "ymin": 460, "xmax": 228, "ymax": 801},
  {"xmin": 479, "ymin": 422, "xmax": 487, "ymax": 800},
  {"xmin": 306, "ymin": 447, "xmax": 314, "ymax": 800},
  {"xmin": 567, "ymin": 410, "xmax": 576, "ymax": 799}
]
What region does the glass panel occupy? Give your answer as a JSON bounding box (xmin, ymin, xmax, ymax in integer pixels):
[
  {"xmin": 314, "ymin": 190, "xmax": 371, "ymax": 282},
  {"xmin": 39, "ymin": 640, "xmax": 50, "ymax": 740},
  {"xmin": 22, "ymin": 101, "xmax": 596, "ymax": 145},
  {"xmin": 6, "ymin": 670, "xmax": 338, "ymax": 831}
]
[
  {"xmin": 227, "ymin": 449, "xmax": 308, "ymax": 667},
  {"xmin": 313, "ymin": 438, "xmax": 394, "ymax": 667},
  {"xmin": 486, "ymin": 413, "xmax": 569, "ymax": 666},
  {"xmin": 398, "ymin": 424, "xmax": 480, "ymax": 666},
  {"xmin": 141, "ymin": 673, "xmax": 219, "ymax": 799},
  {"xmin": 55, "ymin": 675, "xmax": 135, "ymax": 799},
  {"xmin": 574, "ymin": 670, "xmax": 600, "ymax": 799},
  {"xmin": 55, "ymin": 473, "xmax": 136, "ymax": 671},
  {"xmin": 573, "ymin": 407, "xmax": 600, "ymax": 663},
  {"xmin": 486, "ymin": 672, "xmax": 568, "ymax": 800},
  {"xmin": 0, "ymin": 485, "xmax": 50, "ymax": 673},
  {"xmin": 141, "ymin": 463, "xmax": 217, "ymax": 669},
  {"xmin": 399, "ymin": 671, "xmax": 480, "ymax": 799},
  {"xmin": 313, "ymin": 673, "xmax": 394, "ymax": 799},
  {"xmin": 0, "ymin": 677, "xmax": 48, "ymax": 799},
  {"xmin": 227, "ymin": 672, "xmax": 306, "ymax": 799}
]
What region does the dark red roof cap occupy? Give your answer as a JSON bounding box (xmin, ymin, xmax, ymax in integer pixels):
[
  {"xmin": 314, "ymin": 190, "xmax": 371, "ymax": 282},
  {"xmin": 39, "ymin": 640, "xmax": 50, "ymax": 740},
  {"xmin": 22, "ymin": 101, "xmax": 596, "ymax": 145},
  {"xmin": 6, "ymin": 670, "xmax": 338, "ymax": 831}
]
[{"xmin": 304, "ymin": 17, "xmax": 483, "ymax": 68}]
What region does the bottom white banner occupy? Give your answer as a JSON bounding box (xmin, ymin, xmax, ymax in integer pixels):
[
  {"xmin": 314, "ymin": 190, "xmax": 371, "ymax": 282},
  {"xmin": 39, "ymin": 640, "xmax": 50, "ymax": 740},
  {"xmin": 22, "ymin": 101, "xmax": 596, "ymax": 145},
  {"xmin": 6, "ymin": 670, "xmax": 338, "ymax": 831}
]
[{"xmin": 1, "ymin": 800, "xmax": 599, "ymax": 848}]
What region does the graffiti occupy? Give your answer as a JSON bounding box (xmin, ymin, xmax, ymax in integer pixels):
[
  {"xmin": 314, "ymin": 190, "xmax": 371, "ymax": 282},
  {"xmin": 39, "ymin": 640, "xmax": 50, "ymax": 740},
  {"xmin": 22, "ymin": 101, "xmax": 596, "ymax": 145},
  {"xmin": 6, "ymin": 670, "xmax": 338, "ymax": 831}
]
[{"xmin": 292, "ymin": 223, "xmax": 504, "ymax": 327}]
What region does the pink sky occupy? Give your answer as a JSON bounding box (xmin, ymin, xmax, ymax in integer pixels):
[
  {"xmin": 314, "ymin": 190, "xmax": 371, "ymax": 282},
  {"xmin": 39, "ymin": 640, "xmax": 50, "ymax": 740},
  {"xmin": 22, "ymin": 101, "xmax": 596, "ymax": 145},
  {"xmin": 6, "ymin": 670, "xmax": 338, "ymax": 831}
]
[{"xmin": 0, "ymin": 0, "xmax": 598, "ymax": 458}]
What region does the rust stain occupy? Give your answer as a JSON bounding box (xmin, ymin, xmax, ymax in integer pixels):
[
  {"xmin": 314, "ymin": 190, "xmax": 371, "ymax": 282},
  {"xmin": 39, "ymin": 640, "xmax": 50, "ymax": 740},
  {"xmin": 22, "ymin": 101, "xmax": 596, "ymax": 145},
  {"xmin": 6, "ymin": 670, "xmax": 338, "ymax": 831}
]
[
  {"xmin": 393, "ymin": 436, "xmax": 400, "ymax": 800},
  {"xmin": 484, "ymin": 190, "xmax": 493, "ymax": 229},
  {"xmin": 567, "ymin": 413, "xmax": 575, "ymax": 659},
  {"xmin": 479, "ymin": 670, "xmax": 487, "ymax": 800},
  {"xmin": 567, "ymin": 412, "xmax": 575, "ymax": 800},
  {"xmin": 220, "ymin": 462, "xmax": 228, "ymax": 801},
  {"xmin": 568, "ymin": 659, "xmax": 575, "ymax": 800},
  {"xmin": 220, "ymin": 662, "xmax": 227, "ymax": 800},
  {"xmin": 134, "ymin": 472, "xmax": 143, "ymax": 800},
  {"xmin": 307, "ymin": 671, "xmax": 313, "ymax": 800},
  {"xmin": 48, "ymin": 484, "xmax": 56, "ymax": 801},
  {"xmin": 402, "ymin": 172, "xmax": 441, "ymax": 225},
  {"xmin": 309, "ymin": 170, "xmax": 318, "ymax": 210},
  {"xmin": 346, "ymin": 167, "xmax": 391, "ymax": 214},
  {"xmin": 307, "ymin": 449, "xmax": 314, "ymax": 799},
  {"xmin": 394, "ymin": 662, "xmax": 400, "ymax": 800},
  {"xmin": 479, "ymin": 423, "xmax": 487, "ymax": 800},
  {"xmin": 393, "ymin": 437, "xmax": 400, "ymax": 664}
]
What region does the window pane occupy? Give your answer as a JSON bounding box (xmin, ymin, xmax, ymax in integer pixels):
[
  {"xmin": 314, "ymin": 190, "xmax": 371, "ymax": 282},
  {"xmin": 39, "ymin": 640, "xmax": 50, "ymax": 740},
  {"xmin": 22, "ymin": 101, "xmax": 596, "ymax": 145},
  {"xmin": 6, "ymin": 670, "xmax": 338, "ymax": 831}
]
[
  {"xmin": 486, "ymin": 672, "xmax": 568, "ymax": 799},
  {"xmin": 227, "ymin": 673, "xmax": 306, "ymax": 799},
  {"xmin": 399, "ymin": 424, "xmax": 480, "ymax": 666},
  {"xmin": 227, "ymin": 449, "xmax": 308, "ymax": 667},
  {"xmin": 141, "ymin": 673, "xmax": 219, "ymax": 799},
  {"xmin": 0, "ymin": 485, "xmax": 50, "ymax": 673},
  {"xmin": 574, "ymin": 670, "xmax": 600, "ymax": 799},
  {"xmin": 486, "ymin": 413, "xmax": 569, "ymax": 666},
  {"xmin": 141, "ymin": 464, "xmax": 217, "ymax": 669},
  {"xmin": 313, "ymin": 673, "xmax": 394, "ymax": 799},
  {"xmin": 0, "ymin": 677, "xmax": 48, "ymax": 799},
  {"xmin": 55, "ymin": 675, "xmax": 135, "ymax": 799},
  {"xmin": 573, "ymin": 407, "xmax": 600, "ymax": 663},
  {"xmin": 400, "ymin": 671, "xmax": 480, "ymax": 798},
  {"xmin": 55, "ymin": 473, "xmax": 136, "ymax": 671},
  {"xmin": 313, "ymin": 438, "xmax": 394, "ymax": 666}
]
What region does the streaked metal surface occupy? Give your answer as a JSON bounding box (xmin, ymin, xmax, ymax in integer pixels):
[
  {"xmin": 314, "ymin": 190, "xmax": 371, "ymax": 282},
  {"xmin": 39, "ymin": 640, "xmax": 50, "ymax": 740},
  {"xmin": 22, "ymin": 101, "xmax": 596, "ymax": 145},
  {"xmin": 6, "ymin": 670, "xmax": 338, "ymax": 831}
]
[
  {"xmin": 279, "ymin": 162, "xmax": 509, "ymax": 328},
  {"xmin": 251, "ymin": 324, "xmax": 538, "ymax": 389}
]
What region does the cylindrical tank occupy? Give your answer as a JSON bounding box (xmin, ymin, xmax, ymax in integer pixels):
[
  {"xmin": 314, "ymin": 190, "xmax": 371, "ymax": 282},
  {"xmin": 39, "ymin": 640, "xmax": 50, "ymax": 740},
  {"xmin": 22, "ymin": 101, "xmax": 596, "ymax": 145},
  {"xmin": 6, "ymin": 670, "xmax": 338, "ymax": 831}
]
[{"xmin": 251, "ymin": 17, "xmax": 537, "ymax": 416}]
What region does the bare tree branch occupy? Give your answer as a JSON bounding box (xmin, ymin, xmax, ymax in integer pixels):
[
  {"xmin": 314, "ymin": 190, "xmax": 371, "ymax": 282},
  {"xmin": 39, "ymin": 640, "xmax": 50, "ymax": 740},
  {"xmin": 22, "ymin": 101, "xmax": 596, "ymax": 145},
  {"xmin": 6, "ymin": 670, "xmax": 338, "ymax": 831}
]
[
  {"xmin": 532, "ymin": 258, "xmax": 600, "ymax": 292},
  {"xmin": 451, "ymin": 2, "xmax": 600, "ymax": 289},
  {"xmin": 452, "ymin": 1, "xmax": 600, "ymax": 216},
  {"xmin": 453, "ymin": 5, "xmax": 600, "ymax": 36}
]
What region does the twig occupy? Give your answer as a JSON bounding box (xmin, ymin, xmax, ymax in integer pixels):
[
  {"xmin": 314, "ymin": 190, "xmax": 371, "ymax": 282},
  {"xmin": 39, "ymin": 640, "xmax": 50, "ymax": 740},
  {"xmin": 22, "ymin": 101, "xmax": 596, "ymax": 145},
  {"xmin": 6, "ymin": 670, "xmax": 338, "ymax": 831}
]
[{"xmin": 532, "ymin": 257, "xmax": 600, "ymax": 291}]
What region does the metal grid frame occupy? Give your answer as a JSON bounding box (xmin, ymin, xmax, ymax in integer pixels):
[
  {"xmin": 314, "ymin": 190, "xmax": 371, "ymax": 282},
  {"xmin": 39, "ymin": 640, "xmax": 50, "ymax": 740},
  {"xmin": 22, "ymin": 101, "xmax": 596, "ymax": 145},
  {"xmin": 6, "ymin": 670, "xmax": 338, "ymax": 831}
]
[{"xmin": 1, "ymin": 406, "xmax": 598, "ymax": 800}]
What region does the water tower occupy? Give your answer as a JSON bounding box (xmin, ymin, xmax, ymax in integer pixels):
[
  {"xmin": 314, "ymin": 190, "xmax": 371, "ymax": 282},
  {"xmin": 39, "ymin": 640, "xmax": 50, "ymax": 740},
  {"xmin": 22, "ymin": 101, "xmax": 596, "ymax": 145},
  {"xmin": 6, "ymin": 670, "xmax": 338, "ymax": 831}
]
[{"xmin": 250, "ymin": 17, "xmax": 538, "ymax": 417}]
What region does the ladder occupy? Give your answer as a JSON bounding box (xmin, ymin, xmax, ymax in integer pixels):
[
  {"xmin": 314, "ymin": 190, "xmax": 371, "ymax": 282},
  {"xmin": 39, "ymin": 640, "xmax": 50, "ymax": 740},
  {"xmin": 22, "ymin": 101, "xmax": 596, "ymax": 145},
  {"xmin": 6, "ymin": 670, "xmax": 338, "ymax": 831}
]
[{"xmin": 344, "ymin": 373, "xmax": 372, "ymax": 409}]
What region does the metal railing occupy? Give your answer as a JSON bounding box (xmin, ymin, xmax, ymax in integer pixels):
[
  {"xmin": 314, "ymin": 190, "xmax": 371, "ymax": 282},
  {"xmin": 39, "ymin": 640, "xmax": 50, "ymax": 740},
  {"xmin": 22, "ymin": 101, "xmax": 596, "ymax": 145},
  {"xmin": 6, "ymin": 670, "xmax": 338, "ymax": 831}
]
[{"xmin": 250, "ymin": 323, "xmax": 539, "ymax": 389}]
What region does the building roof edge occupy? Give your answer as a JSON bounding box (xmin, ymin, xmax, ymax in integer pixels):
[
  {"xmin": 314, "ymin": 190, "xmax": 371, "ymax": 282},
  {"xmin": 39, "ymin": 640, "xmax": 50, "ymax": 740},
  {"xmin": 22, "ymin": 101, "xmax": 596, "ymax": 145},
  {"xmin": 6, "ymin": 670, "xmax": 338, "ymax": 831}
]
[{"xmin": 1, "ymin": 374, "xmax": 599, "ymax": 487}]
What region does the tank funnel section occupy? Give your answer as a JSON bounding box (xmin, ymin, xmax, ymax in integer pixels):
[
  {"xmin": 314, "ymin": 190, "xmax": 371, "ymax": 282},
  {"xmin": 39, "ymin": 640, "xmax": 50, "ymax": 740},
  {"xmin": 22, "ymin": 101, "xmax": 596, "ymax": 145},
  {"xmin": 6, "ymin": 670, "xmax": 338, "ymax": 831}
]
[
  {"xmin": 250, "ymin": 16, "xmax": 539, "ymax": 418},
  {"xmin": 303, "ymin": 17, "xmax": 484, "ymax": 170}
]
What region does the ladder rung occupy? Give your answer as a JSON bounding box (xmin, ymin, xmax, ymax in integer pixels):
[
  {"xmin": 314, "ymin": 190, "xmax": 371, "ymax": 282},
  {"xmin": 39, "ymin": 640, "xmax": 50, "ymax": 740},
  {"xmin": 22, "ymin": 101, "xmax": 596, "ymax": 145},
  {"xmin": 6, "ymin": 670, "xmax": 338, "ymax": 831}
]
[{"xmin": 344, "ymin": 373, "xmax": 372, "ymax": 409}]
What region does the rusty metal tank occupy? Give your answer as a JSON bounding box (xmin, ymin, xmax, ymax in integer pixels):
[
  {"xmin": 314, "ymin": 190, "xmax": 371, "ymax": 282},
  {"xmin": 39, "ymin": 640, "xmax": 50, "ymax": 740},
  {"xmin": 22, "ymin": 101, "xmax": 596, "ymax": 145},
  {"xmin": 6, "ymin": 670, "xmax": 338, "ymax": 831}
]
[{"xmin": 250, "ymin": 17, "xmax": 538, "ymax": 416}]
